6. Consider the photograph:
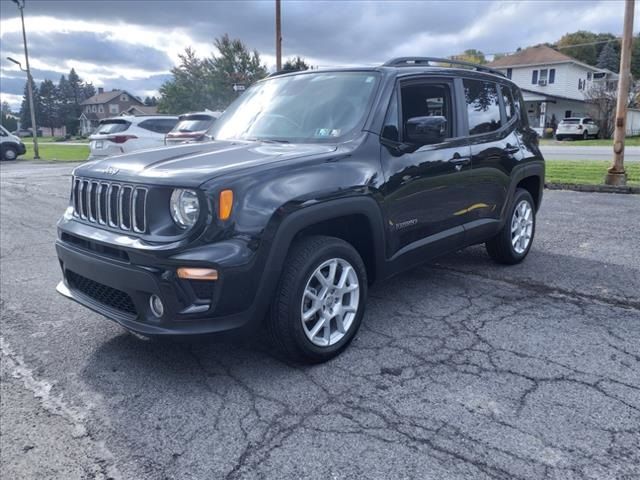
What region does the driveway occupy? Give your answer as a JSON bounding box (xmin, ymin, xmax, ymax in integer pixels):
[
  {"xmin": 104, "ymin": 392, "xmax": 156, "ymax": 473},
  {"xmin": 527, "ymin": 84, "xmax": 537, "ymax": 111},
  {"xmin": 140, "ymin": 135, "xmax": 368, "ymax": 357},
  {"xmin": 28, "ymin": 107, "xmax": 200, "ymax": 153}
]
[
  {"xmin": 540, "ymin": 144, "xmax": 640, "ymax": 162},
  {"xmin": 1, "ymin": 162, "xmax": 639, "ymax": 480}
]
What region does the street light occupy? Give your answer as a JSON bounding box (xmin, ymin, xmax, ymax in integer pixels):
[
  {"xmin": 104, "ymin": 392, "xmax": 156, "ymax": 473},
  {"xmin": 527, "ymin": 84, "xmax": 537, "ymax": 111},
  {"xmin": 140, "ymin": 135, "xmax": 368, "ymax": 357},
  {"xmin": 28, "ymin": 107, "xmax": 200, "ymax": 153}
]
[{"xmin": 11, "ymin": 0, "xmax": 39, "ymax": 159}]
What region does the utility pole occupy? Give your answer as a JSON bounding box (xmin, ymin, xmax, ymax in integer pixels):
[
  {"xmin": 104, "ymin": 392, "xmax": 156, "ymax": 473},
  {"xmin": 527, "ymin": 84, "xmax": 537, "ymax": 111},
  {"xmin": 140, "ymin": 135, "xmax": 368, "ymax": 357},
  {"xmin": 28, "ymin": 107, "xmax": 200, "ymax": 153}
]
[
  {"xmin": 606, "ymin": 0, "xmax": 634, "ymax": 186},
  {"xmin": 275, "ymin": 0, "xmax": 282, "ymax": 71},
  {"xmin": 13, "ymin": 0, "xmax": 39, "ymax": 159}
]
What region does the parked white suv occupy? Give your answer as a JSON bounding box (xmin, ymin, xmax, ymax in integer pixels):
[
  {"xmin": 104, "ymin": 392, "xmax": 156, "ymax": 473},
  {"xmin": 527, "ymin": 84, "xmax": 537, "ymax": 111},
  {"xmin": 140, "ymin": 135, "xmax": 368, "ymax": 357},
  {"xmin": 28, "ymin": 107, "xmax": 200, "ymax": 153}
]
[
  {"xmin": 556, "ymin": 117, "xmax": 599, "ymax": 141},
  {"xmin": 88, "ymin": 115, "xmax": 178, "ymax": 160},
  {"xmin": 1, "ymin": 125, "xmax": 26, "ymax": 161}
]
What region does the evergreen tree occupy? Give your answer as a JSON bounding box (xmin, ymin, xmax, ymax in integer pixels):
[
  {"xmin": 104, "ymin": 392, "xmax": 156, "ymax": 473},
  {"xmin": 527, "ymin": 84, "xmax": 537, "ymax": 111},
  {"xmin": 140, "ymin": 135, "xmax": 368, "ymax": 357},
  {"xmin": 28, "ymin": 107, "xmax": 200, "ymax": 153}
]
[
  {"xmin": 19, "ymin": 78, "xmax": 41, "ymax": 130},
  {"xmin": 39, "ymin": 79, "xmax": 59, "ymax": 131},
  {"xmin": 596, "ymin": 42, "xmax": 619, "ymax": 71},
  {"xmin": 1, "ymin": 101, "xmax": 18, "ymax": 131},
  {"xmin": 158, "ymin": 47, "xmax": 212, "ymax": 114}
]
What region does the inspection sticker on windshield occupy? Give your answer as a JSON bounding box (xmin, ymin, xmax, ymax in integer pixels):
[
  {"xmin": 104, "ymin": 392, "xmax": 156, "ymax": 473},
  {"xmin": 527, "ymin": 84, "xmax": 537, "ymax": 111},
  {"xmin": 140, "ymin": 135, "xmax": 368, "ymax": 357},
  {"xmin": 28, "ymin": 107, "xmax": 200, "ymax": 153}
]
[{"xmin": 315, "ymin": 128, "xmax": 341, "ymax": 137}]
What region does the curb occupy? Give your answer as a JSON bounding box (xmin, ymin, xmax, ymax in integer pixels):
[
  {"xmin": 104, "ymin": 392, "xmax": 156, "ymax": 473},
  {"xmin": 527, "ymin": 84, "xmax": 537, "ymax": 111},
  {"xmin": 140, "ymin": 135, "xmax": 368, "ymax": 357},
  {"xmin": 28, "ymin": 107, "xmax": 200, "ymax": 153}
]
[{"xmin": 545, "ymin": 182, "xmax": 640, "ymax": 194}]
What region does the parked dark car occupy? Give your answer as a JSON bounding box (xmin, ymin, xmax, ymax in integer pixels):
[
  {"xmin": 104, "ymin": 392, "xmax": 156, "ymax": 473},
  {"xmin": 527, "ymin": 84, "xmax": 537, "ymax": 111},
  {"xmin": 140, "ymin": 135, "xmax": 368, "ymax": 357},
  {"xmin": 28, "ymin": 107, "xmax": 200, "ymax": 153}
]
[
  {"xmin": 56, "ymin": 58, "xmax": 544, "ymax": 363},
  {"xmin": 165, "ymin": 111, "xmax": 222, "ymax": 145}
]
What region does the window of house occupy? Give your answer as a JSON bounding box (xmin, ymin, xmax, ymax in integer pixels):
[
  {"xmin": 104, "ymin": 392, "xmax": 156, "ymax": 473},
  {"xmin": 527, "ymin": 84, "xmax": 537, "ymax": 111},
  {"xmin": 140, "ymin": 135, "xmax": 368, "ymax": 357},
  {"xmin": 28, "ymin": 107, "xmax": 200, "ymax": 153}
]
[
  {"xmin": 92, "ymin": 105, "xmax": 97, "ymax": 112},
  {"xmin": 85, "ymin": 106, "xmax": 90, "ymax": 113},
  {"xmin": 539, "ymin": 69, "xmax": 548, "ymax": 84},
  {"xmin": 506, "ymin": 68, "xmax": 512, "ymax": 79},
  {"xmin": 565, "ymin": 110, "xmax": 572, "ymax": 118},
  {"xmin": 501, "ymin": 86, "xmax": 516, "ymax": 121},
  {"xmin": 120, "ymin": 94, "xmax": 128, "ymax": 102},
  {"xmin": 549, "ymin": 68, "xmax": 556, "ymax": 84},
  {"xmin": 464, "ymin": 79, "xmax": 501, "ymax": 135},
  {"xmin": 578, "ymin": 79, "xmax": 584, "ymax": 90},
  {"xmin": 587, "ymin": 72, "xmax": 592, "ymax": 80},
  {"xmin": 531, "ymin": 70, "xmax": 538, "ymax": 84},
  {"xmin": 98, "ymin": 105, "xmax": 104, "ymax": 113},
  {"xmin": 109, "ymin": 104, "xmax": 119, "ymax": 114},
  {"xmin": 400, "ymin": 82, "xmax": 454, "ymax": 140}
]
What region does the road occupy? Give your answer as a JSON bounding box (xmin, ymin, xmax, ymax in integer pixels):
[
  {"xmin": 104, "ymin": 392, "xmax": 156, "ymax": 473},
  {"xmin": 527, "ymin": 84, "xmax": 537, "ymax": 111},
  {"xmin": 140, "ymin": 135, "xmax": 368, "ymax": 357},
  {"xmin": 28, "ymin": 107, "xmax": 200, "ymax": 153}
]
[
  {"xmin": 1, "ymin": 162, "xmax": 639, "ymax": 480},
  {"xmin": 540, "ymin": 144, "xmax": 640, "ymax": 161}
]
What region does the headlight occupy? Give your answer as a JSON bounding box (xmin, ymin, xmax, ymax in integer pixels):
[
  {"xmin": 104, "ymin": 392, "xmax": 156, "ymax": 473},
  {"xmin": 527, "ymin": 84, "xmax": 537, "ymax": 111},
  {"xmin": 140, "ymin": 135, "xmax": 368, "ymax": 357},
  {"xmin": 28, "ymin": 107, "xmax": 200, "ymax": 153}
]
[{"xmin": 170, "ymin": 189, "xmax": 200, "ymax": 229}]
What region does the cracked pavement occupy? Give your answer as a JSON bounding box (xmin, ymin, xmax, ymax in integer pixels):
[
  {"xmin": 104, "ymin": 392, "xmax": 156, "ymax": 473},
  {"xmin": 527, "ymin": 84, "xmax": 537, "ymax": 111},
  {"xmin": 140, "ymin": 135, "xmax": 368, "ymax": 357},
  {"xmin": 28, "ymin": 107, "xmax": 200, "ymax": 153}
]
[{"xmin": 1, "ymin": 161, "xmax": 639, "ymax": 480}]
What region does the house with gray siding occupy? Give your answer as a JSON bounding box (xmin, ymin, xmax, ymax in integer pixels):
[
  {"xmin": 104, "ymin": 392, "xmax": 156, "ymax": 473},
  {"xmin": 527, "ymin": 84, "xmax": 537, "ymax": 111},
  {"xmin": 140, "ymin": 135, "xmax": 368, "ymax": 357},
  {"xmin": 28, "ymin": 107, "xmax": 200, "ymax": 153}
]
[{"xmin": 487, "ymin": 45, "xmax": 617, "ymax": 134}]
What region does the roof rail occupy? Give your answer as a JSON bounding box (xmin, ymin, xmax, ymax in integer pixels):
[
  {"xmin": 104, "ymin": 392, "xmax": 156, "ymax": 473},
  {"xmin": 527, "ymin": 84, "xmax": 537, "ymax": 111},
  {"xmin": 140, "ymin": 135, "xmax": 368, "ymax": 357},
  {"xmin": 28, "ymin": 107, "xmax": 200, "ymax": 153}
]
[{"xmin": 383, "ymin": 57, "xmax": 505, "ymax": 77}]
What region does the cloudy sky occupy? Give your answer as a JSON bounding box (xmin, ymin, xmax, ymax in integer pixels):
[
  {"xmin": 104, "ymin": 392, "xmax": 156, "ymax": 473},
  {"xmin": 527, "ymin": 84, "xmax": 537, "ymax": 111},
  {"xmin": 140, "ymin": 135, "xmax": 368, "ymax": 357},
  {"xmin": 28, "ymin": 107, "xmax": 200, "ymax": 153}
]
[{"xmin": 0, "ymin": 0, "xmax": 635, "ymax": 110}]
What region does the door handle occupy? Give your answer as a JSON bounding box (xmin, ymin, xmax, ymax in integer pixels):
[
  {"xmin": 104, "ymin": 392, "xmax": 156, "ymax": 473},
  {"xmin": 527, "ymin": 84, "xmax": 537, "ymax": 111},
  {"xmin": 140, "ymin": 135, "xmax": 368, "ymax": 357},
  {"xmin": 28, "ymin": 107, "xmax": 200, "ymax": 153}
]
[
  {"xmin": 448, "ymin": 154, "xmax": 471, "ymax": 165},
  {"xmin": 505, "ymin": 143, "xmax": 520, "ymax": 155}
]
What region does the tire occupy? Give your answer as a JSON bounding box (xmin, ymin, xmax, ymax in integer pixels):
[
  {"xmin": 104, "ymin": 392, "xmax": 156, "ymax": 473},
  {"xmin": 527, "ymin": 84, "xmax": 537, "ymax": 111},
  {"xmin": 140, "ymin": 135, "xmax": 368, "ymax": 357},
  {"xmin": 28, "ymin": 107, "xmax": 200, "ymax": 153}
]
[
  {"xmin": 583, "ymin": 130, "xmax": 588, "ymax": 140},
  {"xmin": 556, "ymin": 135, "xmax": 564, "ymax": 141},
  {"xmin": 1, "ymin": 145, "xmax": 18, "ymax": 161},
  {"xmin": 267, "ymin": 235, "xmax": 368, "ymax": 363},
  {"xmin": 485, "ymin": 188, "xmax": 536, "ymax": 265}
]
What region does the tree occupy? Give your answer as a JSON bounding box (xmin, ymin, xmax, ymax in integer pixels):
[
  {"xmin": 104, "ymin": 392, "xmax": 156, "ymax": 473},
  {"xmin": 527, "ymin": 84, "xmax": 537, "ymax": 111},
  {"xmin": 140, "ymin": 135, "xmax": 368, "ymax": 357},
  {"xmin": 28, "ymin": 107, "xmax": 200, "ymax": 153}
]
[
  {"xmin": 282, "ymin": 56, "xmax": 310, "ymax": 72},
  {"xmin": 207, "ymin": 34, "xmax": 268, "ymax": 108},
  {"xmin": 585, "ymin": 81, "xmax": 626, "ymax": 139},
  {"xmin": 39, "ymin": 79, "xmax": 59, "ymax": 131},
  {"xmin": 596, "ymin": 41, "xmax": 619, "ymax": 72},
  {"xmin": 144, "ymin": 96, "xmax": 158, "ymax": 106},
  {"xmin": 158, "ymin": 47, "xmax": 213, "ymax": 114},
  {"xmin": 453, "ymin": 49, "xmax": 486, "ymax": 64},
  {"xmin": 556, "ymin": 31, "xmax": 618, "ymax": 67},
  {"xmin": 1, "ymin": 101, "xmax": 18, "ymax": 132},
  {"xmin": 57, "ymin": 69, "xmax": 94, "ymax": 135},
  {"xmin": 158, "ymin": 36, "xmax": 268, "ymax": 113},
  {"xmin": 19, "ymin": 77, "xmax": 41, "ymax": 129}
]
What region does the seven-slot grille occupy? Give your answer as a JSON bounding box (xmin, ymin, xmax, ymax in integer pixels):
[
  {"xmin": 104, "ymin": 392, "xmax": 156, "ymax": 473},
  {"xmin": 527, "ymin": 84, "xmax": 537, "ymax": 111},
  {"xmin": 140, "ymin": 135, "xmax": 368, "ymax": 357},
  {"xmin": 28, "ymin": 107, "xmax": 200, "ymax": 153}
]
[{"xmin": 72, "ymin": 177, "xmax": 148, "ymax": 233}]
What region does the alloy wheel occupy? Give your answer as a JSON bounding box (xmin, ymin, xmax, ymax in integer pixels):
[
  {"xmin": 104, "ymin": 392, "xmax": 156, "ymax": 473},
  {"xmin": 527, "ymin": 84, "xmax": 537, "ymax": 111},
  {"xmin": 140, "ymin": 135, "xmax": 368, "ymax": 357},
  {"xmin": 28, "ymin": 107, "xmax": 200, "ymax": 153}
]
[
  {"xmin": 511, "ymin": 200, "xmax": 534, "ymax": 254},
  {"xmin": 300, "ymin": 258, "xmax": 360, "ymax": 347}
]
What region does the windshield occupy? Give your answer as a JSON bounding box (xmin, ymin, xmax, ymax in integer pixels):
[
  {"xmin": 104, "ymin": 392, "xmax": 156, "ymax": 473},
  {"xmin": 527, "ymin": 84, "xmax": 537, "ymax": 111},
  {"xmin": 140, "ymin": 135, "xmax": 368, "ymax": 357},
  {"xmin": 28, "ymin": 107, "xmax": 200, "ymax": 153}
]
[
  {"xmin": 561, "ymin": 119, "xmax": 581, "ymax": 124},
  {"xmin": 171, "ymin": 116, "xmax": 214, "ymax": 133},
  {"xmin": 208, "ymin": 71, "xmax": 379, "ymax": 142},
  {"xmin": 95, "ymin": 120, "xmax": 130, "ymax": 135}
]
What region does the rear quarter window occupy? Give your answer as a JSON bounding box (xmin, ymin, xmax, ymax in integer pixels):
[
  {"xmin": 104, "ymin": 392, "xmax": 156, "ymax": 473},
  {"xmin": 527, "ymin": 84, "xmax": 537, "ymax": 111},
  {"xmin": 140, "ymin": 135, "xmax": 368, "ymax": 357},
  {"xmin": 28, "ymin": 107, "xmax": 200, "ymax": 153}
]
[{"xmin": 463, "ymin": 79, "xmax": 501, "ymax": 135}]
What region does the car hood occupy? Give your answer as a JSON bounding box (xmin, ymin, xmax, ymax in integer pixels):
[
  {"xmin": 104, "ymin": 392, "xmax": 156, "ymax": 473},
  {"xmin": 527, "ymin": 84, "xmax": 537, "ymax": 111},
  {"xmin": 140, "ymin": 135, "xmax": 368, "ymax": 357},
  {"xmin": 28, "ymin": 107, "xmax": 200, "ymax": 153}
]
[{"xmin": 74, "ymin": 140, "xmax": 338, "ymax": 187}]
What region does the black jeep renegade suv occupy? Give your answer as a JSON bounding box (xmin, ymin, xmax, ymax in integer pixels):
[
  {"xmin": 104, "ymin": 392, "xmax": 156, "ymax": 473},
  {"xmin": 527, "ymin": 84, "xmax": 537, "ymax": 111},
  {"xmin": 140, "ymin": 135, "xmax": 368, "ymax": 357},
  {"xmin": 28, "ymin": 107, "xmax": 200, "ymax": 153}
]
[{"xmin": 56, "ymin": 57, "xmax": 544, "ymax": 363}]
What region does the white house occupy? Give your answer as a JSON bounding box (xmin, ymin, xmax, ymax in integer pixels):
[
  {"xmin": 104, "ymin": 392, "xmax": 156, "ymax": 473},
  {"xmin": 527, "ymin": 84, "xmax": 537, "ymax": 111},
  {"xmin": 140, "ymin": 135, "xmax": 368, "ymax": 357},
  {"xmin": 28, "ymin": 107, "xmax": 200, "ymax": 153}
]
[{"xmin": 487, "ymin": 45, "xmax": 618, "ymax": 134}]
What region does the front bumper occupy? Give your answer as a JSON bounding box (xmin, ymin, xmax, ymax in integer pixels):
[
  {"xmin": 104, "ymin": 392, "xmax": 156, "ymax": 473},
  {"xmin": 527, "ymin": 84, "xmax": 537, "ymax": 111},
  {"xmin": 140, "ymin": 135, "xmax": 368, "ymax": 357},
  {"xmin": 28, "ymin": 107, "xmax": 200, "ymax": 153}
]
[
  {"xmin": 55, "ymin": 233, "xmax": 265, "ymax": 335},
  {"xmin": 17, "ymin": 143, "xmax": 26, "ymax": 155}
]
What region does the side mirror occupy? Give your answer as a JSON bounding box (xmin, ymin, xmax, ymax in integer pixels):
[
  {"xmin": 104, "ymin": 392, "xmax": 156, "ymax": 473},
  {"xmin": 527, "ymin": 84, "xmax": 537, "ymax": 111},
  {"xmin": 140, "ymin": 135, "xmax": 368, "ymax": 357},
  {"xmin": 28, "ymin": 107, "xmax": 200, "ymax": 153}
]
[{"xmin": 405, "ymin": 116, "xmax": 446, "ymax": 146}]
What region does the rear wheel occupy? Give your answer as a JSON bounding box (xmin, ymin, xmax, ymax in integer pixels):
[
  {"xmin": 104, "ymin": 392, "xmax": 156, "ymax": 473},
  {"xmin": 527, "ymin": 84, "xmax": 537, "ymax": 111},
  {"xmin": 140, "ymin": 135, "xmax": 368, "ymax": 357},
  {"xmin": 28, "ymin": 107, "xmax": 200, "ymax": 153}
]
[
  {"xmin": 583, "ymin": 130, "xmax": 589, "ymax": 140},
  {"xmin": 267, "ymin": 235, "xmax": 367, "ymax": 363},
  {"xmin": 486, "ymin": 188, "xmax": 536, "ymax": 264},
  {"xmin": 1, "ymin": 145, "xmax": 18, "ymax": 161}
]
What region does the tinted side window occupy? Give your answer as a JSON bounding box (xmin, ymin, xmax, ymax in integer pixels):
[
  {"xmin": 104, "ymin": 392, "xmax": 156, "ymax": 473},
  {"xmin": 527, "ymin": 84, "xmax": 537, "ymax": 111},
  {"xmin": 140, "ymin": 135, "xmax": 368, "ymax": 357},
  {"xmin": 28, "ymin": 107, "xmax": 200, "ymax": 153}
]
[
  {"xmin": 464, "ymin": 79, "xmax": 501, "ymax": 135},
  {"xmin": 502, "ymin": 86, "xmax": 516, "ymax": 122},
  {"xmin": 400, "ymin": 82, "xmax": 453, "ymax": 139},
  {"xmin": 139, "ymin": 119, "xmax": 177, "ymax": 134}
]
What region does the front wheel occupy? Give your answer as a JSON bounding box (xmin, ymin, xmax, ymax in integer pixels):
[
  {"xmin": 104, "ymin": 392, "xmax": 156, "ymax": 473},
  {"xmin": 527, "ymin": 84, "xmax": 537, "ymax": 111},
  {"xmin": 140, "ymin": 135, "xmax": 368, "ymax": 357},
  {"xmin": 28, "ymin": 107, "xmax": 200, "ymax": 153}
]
[
  {"xmin": 486, "ymin": 188, "xmax": 536, "ymax": 264},
  {"xmin": 267, "ymin": 235, "xmax": 367, "ymax": 363},
  {"xmin": 1, "ymin": 145, "xmax": 18, "ymax": 161}
]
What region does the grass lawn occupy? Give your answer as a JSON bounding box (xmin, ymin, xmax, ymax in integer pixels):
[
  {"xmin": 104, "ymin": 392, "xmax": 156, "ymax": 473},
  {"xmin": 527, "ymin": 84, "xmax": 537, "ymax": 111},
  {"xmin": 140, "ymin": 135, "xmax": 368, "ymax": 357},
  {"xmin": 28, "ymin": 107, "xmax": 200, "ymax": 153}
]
[
  {"xmin": 546, "ymin": 160, "xmax": 640, "ymax": 186},
  {"xmin": 21, "ymin": 143, "xmax": 89, "ymax": 162},
  {"xmin": 37, "ymin": 136, "xmax": 90, "ymax": 144},
  {"xmin": 540, "ymin": 137, "xmax": 640, "ymax": 147}
]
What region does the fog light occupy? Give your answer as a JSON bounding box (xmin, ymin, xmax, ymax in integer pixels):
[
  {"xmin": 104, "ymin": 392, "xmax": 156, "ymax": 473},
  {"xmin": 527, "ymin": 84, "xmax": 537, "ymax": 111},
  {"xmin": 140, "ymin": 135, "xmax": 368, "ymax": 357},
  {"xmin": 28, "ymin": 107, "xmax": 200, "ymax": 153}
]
[{"xmin": 149, "ymin": 294, "xmax": 164, "ymax": 318}]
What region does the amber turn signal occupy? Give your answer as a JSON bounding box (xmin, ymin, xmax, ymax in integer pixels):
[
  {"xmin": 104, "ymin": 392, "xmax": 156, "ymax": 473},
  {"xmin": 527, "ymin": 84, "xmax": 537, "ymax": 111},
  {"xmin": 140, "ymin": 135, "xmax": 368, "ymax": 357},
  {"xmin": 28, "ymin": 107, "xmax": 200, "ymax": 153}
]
[
  {"xmin": 177, "ymin": 267, "xmax": 219, "ymax": 281},
  {"xmin": 218, "ymin": 189, "xmax": 233, "ymax": 220}
]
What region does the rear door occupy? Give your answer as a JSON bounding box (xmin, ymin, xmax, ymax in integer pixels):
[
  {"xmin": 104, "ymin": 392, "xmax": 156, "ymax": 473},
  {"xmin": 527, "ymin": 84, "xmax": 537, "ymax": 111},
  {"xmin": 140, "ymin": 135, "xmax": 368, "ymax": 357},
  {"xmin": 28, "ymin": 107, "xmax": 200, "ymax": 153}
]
[
  {"xmin": 463, "ymin": 78, "xmax": 522, "ymax": 243},
  {"xmin": 379, "ymin": 76, "xmax": 472, "ymax": 261}
]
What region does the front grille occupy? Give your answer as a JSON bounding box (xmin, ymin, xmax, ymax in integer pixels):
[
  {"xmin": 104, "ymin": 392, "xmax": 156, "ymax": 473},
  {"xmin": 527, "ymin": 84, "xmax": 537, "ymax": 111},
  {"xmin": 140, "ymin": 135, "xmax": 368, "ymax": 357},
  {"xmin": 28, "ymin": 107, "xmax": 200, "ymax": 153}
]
[
  {"xmin": 66, "ymin": 270, "xmax": 137, "ymax": 315},
  {"xmin": 72, "ymin": 178, "xmax": 148, "ymax": 233}
]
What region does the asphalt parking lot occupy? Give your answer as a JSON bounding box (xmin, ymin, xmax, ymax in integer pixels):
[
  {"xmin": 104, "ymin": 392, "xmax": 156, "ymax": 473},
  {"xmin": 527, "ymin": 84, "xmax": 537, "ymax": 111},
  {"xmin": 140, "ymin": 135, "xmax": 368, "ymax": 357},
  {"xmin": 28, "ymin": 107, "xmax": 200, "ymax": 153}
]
[{"xmin": 1, "ymin": 161, "xmax": 639, "ymax": 480}]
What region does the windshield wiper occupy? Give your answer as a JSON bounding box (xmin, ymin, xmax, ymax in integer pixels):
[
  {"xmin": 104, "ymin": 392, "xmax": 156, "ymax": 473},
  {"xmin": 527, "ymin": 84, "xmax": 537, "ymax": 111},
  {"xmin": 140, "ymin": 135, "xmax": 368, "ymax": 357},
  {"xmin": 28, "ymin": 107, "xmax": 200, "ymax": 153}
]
[{"xmin": 245, "ymin": 137, "xmax": 290, "ymax": 144}]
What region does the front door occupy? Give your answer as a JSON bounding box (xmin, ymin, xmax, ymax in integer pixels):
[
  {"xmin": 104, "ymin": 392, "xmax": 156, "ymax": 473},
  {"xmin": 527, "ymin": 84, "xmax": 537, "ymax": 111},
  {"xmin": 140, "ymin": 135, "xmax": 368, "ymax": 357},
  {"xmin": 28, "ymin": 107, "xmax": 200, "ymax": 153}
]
[{"xmin": 379, "ymin": 77, "xmax": 472, "ymax": 263}]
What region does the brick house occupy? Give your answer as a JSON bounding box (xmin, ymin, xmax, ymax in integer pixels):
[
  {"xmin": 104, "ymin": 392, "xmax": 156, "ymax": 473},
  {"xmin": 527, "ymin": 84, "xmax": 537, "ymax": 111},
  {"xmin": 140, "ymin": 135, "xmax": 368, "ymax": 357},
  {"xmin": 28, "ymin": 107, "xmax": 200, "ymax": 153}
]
[{"xmin": 79, "ymin": 88, "xmax": 145, "ymax": 135}]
